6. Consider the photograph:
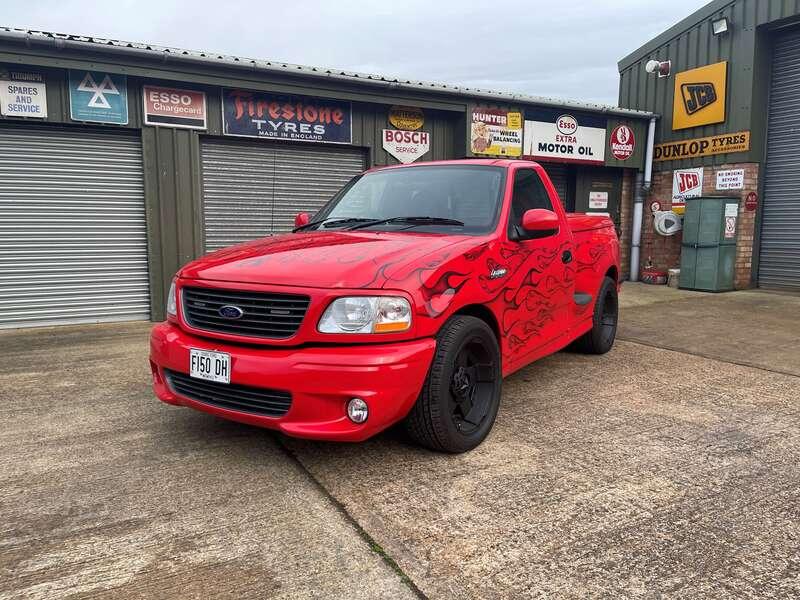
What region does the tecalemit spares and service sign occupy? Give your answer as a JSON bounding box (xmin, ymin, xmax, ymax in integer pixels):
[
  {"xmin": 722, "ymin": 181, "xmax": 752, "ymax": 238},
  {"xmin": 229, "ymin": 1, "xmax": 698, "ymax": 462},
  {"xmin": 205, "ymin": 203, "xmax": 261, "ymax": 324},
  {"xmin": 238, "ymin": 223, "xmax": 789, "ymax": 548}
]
[
  {"xmin": 222, "ymin": 89, "xmax": 352, "ymax": 143},
  {"xmin": 143, "ymin": 85, "xmax": 207, "ymax": 129},
  {"xmin": 523, "ymin": 108, "xmax": 606, "ymax": 164},
  {"xmin": 0, "ymin": 70, "xmax": 47, "ymax": 118}
]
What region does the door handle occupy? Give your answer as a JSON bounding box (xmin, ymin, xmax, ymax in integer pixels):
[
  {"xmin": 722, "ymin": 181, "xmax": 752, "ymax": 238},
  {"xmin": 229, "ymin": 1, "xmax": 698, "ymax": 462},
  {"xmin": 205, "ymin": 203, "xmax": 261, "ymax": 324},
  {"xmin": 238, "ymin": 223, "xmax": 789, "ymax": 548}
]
[{"xmin": 562, "ymin": 250, "xmax": 573, "ymax": 264}]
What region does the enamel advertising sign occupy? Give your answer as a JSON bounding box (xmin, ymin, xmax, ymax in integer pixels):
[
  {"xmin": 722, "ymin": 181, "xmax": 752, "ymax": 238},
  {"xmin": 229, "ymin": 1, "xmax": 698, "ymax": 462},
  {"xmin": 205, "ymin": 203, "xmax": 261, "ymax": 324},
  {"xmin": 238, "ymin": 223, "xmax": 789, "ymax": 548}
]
[
  {"xmin": 672, "ymin": 167, "xmax": 704, "ymax": 213},
  {"xmin": 0, "ymin": 71, "xmax": 47, "ymax": 118},
  {"xmin": 609, "ymin": 124, "xmax": 635, "ymax": 160},
  {"xmin": 69, "ymin": 70, "xmax": 128, "ymax": 125},
  {"xmin": 222, "ymin": 89, "xmax": 352, "ymax": 143},
  {"xmin": 470, "ymin": 108, "xmax": 522, "ymax": 157},
  {"xmin": 382, "ymin": 129, "xmax": 430, "ymax": 164},
  {"xmin": 523, "ymin": 108, "xmax": 606, "ymax": 164},
  {"xmin": 673, "ymin": 61, "xmax": 727, "ymax": 131},
  {"xmin": 143, "ymin": 85, "xmax": 207, "ymax": 129}
]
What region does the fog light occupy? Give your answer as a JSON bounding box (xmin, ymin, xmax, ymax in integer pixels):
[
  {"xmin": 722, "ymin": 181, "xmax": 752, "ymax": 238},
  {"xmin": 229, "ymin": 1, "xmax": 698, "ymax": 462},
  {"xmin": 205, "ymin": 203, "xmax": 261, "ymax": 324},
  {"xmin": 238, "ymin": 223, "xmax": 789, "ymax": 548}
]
[{"xmin": 347, "ymin": 398, "xmax": 369, "ymax": 424}]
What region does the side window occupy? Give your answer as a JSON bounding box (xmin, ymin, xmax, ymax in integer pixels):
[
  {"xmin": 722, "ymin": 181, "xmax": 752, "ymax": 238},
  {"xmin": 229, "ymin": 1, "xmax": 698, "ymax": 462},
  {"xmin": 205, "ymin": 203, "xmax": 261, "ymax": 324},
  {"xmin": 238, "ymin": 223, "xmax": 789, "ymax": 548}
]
[{"xmin": 508, "ymin": 169, "xmax": 554, "ymax": 237}]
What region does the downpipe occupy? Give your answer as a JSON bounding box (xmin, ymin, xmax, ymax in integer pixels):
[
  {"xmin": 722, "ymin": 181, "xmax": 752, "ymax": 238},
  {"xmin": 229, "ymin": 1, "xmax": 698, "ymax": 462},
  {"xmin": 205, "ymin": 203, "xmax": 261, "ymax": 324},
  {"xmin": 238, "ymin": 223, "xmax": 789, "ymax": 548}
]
[{"xmin": 630, "ymin": 117, "xmax": 657, "ymax": 282}]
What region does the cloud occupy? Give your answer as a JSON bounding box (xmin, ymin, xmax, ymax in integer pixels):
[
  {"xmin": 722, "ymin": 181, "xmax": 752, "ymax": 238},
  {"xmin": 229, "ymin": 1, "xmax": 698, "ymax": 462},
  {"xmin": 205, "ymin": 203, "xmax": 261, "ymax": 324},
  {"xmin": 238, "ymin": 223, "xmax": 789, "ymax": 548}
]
[{"xmin": 3, "ymin": 0, "xmax": 707, "ymax": 105}]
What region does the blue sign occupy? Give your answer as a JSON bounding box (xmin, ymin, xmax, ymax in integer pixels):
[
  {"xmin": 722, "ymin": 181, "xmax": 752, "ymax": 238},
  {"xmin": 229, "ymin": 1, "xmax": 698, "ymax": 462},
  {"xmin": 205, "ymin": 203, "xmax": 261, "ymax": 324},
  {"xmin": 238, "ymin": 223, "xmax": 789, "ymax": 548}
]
[
  {"xmin": 222, "ymin": 89, "xmax": 351, "ymax": 144},
  {"xmin": 69, "ymin": 70, "xmax": 128, "ymax": 125}
]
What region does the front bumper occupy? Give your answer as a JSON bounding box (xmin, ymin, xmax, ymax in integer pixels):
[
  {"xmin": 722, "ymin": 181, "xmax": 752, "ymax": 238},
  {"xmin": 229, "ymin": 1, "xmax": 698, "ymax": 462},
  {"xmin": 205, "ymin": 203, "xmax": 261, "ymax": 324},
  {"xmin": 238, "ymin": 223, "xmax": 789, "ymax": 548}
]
[{"xmin": 149, "ymin": 322, "xmax": 436, "ymax": 441}]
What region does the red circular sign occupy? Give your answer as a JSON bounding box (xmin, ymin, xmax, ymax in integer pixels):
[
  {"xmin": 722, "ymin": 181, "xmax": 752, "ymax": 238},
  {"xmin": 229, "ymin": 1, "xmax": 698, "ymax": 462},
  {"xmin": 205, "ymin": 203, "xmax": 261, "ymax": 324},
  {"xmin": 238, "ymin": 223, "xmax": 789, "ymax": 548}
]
[
  {"xmin": 610, "ymin": 125, "xmax": 635, "ymax": 160},
  {"xmin": 650, "ymin": 200, "xmax": 662, "ymax": 212},
  {"xmin": 745, "ymin": 192, "xmax": 758, "ymax": 211}
]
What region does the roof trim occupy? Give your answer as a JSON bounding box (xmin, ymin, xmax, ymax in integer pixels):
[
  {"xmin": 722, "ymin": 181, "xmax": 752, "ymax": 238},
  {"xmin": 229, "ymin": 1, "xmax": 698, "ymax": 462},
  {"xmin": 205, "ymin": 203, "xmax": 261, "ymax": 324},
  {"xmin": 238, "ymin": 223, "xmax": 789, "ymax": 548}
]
[
  {"xmin": 618, "ymin": 0, "xmax": 735, "ymax": 71},
  {"xmin": 0, "ymin": 27, "xmax": 656, "ymax": 119}
]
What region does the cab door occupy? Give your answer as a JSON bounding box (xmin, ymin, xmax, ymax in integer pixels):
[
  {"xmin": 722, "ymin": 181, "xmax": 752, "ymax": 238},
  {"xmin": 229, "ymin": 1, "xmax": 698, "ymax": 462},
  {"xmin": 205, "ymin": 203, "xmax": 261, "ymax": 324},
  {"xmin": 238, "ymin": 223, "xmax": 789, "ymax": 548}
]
[{"xmin": 497, "ymin": 167, "xmax": 575, "ymax": 361}]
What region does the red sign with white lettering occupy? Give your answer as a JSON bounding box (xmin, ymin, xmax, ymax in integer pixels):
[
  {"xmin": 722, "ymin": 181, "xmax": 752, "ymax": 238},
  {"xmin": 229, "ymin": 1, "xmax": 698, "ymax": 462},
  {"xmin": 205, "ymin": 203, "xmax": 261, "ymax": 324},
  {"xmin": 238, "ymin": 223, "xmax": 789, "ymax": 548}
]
[
  {"xmin": 143, "ymin": 85, "xmax": 207, "ymax": 129},
  {"xmin": 745, "ymin": 191, "xmax": 758, "ymax": 211},
  {"xmin": 610, "ymin": 125, "xmax": 635, "ymax": 160}
]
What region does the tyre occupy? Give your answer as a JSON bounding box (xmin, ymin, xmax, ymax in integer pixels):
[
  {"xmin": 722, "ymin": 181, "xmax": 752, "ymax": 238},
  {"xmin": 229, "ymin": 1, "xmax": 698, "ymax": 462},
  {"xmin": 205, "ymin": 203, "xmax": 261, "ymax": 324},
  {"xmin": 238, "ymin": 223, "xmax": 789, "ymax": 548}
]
[
  {"xmin": 573, "ymin": 276, "xmax": 618, "ymax": 354},
  {"xmin": 404, "ymin": 315, "xmax": 502, "ymax": 453}
]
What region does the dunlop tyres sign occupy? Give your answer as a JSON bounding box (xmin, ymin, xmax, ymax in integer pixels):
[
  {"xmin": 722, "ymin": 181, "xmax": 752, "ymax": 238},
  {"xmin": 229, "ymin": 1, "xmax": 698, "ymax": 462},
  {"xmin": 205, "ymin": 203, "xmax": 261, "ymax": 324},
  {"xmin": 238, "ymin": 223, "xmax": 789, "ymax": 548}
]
[{"xmin": 654, "ymin": 130, "xmax": 750, "ymax": 162}]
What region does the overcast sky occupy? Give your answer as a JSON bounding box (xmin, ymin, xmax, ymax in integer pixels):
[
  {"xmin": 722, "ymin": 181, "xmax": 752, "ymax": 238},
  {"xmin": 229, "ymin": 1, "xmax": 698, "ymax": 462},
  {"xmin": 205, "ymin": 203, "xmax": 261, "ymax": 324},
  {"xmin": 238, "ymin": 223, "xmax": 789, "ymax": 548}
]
[{"xmin": 4, "ymin": 0, "xmax": 707, "ymax": 105}]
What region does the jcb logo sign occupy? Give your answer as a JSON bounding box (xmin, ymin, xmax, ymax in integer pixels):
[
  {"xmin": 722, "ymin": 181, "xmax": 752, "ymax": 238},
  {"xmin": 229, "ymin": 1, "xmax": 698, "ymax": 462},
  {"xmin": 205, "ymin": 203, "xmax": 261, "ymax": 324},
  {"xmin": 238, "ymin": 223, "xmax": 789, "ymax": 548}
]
[
  {"xmin": 681, "ymin": 82, "xmax": 717, "ymax": 115},
  {"xmin": 673, "ymin": 61, "xmax": 727, "ymax": 130}
]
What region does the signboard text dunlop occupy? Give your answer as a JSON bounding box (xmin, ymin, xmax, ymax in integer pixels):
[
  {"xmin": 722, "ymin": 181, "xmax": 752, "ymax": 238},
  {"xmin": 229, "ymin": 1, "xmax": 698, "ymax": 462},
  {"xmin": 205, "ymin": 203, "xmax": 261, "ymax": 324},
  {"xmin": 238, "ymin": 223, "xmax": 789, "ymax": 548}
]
[
  {"xmin": 654, "ymin": 131, "xmax": 750, "ymax": 162},
  {"xmin": 223, "ymin": 89, "xmax": 352, "ymax": 144}
]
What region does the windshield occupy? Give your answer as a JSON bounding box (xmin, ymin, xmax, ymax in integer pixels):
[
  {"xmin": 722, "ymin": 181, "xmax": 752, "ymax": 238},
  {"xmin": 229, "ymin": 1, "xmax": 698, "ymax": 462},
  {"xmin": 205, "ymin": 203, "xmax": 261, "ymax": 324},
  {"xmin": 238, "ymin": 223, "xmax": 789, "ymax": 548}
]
[{"xmin": 307, "ymin": 165, "xmax": 506, "ymax": 234}]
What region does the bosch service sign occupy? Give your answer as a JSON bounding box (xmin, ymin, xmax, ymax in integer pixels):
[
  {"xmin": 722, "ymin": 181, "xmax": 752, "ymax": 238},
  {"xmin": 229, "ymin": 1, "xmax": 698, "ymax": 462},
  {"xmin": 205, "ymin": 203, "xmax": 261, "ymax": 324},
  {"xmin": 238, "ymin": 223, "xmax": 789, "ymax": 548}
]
[
  {"xmin": 523, "ymin": 108, "xmax": 606, "ymax": 164},
  {"xmin": 382, "ymin": 129, "xmax": 430, "ymax": 164},
  {"xmin": 609, "ymin": 125, "xmax": 635, "ymax": 161},
  {"xmin": 222, "ymin": 89, "xmax": 352, "ymax": 144},
  {"xmin": 144, "ymin": 85, "xmax": 207, "ymax": 129}
]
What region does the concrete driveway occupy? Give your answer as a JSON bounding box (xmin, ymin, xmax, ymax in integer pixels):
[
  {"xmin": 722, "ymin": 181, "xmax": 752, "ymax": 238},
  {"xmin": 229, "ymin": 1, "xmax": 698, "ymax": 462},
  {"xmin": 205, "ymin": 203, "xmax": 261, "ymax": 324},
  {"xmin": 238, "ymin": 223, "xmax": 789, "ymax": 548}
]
[{"xmin": 2, "ymin": 284, "xmax": 799, "ymax": 599}]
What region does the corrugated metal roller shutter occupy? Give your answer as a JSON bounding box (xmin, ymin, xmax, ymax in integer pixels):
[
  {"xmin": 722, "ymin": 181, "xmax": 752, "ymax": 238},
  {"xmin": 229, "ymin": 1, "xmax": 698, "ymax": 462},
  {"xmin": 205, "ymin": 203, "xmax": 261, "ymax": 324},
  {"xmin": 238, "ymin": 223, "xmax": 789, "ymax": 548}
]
[
  {"xmin": 759, "ymin": 29, "xmax": 800, "ymax": 290},
  {"xmin": 201, "ymin": 139, "xmax": 366, "ymax": 253},
  {"xmin": 0, "ymin": 125, "xmax": 150, "ymax": 328},
  {"xmin": 541, "ymin": 163, "xmax": 568, "ymax": 206}
]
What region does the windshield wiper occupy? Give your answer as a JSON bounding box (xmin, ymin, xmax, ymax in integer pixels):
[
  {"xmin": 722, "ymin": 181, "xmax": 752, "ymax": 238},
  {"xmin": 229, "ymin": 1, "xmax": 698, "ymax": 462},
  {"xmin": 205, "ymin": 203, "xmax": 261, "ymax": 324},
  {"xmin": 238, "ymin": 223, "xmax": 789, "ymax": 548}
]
[
  {"xmin": 293, "ymin": 217, "xmax": 376, "ymax": 232},
  {"xmin": 346, "ymin": 216, "xmax": 465, "ymax": 231}
]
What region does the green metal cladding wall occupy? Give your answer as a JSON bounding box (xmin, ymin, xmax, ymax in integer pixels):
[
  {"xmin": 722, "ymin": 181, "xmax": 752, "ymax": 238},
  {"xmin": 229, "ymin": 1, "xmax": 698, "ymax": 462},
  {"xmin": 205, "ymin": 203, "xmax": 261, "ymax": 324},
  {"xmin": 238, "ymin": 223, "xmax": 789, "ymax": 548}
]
[{"xmin": 618, "ymin": 0, "xmax": 800, "ymax": 171}]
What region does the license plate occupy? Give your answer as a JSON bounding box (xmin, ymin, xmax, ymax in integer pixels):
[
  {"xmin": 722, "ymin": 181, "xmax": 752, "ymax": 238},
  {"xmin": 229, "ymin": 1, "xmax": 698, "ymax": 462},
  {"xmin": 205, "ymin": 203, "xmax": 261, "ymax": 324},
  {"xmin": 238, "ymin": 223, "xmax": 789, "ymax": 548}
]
[{"xmin": 189, "ymin": 348, "xmax": 231, "ymax": 384}]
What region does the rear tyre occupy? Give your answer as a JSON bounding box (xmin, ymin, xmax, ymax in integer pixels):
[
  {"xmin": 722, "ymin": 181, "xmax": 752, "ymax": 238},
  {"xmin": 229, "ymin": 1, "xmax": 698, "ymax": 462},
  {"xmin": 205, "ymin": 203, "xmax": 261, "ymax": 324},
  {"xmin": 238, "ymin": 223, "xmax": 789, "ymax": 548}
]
[
  {"xmin": 573, "ymin": 276, "xmax": 618, "ymax": 355},
  {"xmin": 404, "ymin": 316, "xmax": 502, "ymax": 453}
]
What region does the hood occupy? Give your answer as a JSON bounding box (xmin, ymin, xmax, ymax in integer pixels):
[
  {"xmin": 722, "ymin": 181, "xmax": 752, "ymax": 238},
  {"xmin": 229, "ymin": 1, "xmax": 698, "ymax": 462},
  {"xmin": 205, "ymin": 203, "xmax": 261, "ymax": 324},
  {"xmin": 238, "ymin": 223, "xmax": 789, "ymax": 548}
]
[{"xmin": 179, "ymin": 231, "xmax": 471, "ymax": 289}]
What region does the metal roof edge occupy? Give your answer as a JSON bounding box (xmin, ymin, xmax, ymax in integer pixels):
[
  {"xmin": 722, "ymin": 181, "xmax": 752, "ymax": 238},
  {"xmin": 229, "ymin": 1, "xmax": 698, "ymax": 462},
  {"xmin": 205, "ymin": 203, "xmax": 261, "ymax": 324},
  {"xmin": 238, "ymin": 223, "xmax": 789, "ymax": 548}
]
[
  {"xmin": 0, "ymin": 27, "xmax": 656, "ymax": 120},
  {"xmin": 617, "ymin": 0, "xmax": 735, "ymax": 71}
]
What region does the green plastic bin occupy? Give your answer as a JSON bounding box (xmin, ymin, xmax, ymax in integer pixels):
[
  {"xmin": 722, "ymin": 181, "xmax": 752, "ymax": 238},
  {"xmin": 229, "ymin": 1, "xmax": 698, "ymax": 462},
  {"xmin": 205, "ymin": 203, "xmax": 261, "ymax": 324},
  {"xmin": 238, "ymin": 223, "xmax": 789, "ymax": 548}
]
[{"xmin": 679, "ymin": 196, "xmax": 739, "ymax": 292}]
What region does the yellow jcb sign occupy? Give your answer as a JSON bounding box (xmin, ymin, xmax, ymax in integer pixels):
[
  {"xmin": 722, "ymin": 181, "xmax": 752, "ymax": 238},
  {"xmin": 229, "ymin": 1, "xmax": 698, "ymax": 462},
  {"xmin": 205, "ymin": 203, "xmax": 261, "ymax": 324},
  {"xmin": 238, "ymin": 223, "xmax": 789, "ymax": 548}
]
[{"xmin": 672, "ymin": 61, "xmax": 727, "ymax": 130}]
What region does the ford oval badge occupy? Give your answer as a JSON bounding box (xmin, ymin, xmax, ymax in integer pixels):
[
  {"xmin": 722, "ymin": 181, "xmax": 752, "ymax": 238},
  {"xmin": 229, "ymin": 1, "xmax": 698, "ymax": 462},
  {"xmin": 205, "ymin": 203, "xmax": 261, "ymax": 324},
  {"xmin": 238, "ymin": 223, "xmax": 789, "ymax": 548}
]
[{"xmin": 218, "ymin": 305, "xmax": 244, "ymax": 319}]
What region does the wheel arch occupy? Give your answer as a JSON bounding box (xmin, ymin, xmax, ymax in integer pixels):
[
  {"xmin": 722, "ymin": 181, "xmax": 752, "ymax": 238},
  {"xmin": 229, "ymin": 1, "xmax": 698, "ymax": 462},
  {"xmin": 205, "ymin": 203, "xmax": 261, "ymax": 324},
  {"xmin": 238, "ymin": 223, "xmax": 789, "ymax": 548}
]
[{"xmin": 451, "ymin": 303, "xmax": 501, "ymax": 343}]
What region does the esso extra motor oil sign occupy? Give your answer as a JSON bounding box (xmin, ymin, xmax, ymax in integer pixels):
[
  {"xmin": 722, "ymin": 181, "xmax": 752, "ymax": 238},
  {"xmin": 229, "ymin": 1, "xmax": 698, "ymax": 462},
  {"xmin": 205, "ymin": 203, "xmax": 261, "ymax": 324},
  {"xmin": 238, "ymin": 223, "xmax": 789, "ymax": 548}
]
[
  {"xmin": 382, "ymin": 129, "xmax": 430, "ymax": 164},
  {"xmin": 523, "ymin": 107, "xmax": 607, "ymax": 164},
  {"xmin": 672, "ymin": 167, "xmax": 704, "ymax": 214}
]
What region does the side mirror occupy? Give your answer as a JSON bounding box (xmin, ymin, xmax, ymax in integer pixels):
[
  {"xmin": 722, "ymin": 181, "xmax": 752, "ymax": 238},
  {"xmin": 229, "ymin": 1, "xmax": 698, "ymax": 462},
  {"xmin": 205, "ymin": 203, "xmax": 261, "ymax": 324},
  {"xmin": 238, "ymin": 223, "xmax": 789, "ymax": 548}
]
[
  {"xmin": 521, "ymin": 209, "xmax": 559, "ymax": 232},
  {"xmin": 294, "ymin": 212, "xmax": 310, "ymax": 227}
]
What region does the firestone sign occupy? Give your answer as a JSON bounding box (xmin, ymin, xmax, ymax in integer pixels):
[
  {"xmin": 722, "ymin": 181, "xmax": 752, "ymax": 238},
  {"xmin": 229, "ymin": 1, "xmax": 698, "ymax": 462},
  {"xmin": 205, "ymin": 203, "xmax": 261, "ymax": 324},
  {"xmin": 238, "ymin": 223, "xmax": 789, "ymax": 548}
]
[
  {"xmin": 222, "ymin": 89, "xmax": 352, "ymax": 143},
  {"xmin": 382, "ymin": 129, "xmax": 430, "ymax": 164},
  {"xmin": 523, "ymin": 108, "xmax": 606, "ymax": 164}
]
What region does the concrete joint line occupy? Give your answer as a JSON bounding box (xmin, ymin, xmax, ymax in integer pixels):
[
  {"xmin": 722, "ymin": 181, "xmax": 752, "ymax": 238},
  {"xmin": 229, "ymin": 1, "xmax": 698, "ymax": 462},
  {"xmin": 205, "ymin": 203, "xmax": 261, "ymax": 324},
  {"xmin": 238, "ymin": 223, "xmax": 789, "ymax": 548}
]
[
  {"xmin": 618, "ymin": 337, "xmax": 800, "ymax": 379},
  {"xmin": 276, "ymin": 438, "xmax": 429, "ymax": 600}
]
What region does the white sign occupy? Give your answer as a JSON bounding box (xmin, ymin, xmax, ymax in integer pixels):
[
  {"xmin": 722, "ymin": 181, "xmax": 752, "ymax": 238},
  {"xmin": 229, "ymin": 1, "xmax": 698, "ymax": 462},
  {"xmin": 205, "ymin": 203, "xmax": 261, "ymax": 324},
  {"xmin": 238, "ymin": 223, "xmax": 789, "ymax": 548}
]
[
  {"xmin": 0, "ymin": 73, "xmax": 47, "ymax": 118},
  {"xmin": 724, "ymin": 216, "xmax": 737, "ymax": 239},
  {"xmin": 589, "ymin": 191, "xmax": 608, "ymax": 210},
  {"xmin": 716, "ymin": 169, "xmax": 744, "ymax": 190},
  {"xmin": 725, "ymin": 203, "xmax": 739, "ymax": 217},
  {"xmin": 382, "ymin": 129, "xmax": 430, "ymax": 164},
  {"xmin": 523, "ymin": 110, "xmax": 606, "ymax": 164},
  {"xmin": 672, "ymin": 167, "xmax": 704, "ymax": 209}
]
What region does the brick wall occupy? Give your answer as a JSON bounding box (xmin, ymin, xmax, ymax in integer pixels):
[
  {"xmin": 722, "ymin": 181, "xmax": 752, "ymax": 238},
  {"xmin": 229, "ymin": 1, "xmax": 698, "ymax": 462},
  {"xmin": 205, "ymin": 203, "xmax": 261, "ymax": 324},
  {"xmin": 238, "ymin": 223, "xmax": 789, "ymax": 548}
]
[
  {"xmin": 619, "ymin": 169, "xmax": 635, "ymax": 279},
  {"xmin": 634, "ymin": 162, "xmax": 759, "ymax": 289}
]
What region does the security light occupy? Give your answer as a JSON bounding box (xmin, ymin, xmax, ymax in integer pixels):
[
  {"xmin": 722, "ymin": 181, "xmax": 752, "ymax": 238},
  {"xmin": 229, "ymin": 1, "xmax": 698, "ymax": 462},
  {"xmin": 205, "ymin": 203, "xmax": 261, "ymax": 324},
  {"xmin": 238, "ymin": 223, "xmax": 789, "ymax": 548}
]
[
  {"xmin": 645, "ymin": 59, "xmax": 671, "ymax": 78},
  {"xmin": 712, "ymin": 17, "xmax": 729, "ymax": 35}
]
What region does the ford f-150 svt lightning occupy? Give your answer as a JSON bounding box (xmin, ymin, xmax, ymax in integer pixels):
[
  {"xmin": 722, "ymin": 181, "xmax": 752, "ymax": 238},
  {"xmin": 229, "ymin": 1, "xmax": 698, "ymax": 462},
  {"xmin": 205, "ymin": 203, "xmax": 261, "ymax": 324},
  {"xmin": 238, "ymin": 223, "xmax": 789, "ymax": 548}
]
[{"xmin": 150, "ymin": 159, "xmax": 620, "ymax": 452}]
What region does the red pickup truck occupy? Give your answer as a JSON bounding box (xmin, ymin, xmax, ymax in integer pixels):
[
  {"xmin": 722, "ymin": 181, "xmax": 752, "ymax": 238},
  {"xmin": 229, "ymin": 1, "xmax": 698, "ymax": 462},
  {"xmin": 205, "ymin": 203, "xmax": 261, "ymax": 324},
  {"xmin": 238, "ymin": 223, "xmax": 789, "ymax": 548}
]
[{"xmin": 150, "ymin": 159, "xmax": 620, "ymax": 453}]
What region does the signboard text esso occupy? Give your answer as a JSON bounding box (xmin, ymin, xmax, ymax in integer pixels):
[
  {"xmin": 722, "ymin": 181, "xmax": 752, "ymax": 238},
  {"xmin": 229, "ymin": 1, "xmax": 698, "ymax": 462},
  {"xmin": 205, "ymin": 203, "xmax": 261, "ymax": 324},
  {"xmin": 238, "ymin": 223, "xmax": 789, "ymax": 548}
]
[
  {"xmin": 556, "ymin": 115, "xmax": 578, "ymax": 136},
  {"xmin": 382, "ymin": 129, "xmax": 430, "ymax": 164},
  {"xmin": 610, "ymin": 125, "xmax": 635, "ymax": 160},
  {"xmin": 143, "ymin": 85, "xmax": 207, "ymax": 129}
]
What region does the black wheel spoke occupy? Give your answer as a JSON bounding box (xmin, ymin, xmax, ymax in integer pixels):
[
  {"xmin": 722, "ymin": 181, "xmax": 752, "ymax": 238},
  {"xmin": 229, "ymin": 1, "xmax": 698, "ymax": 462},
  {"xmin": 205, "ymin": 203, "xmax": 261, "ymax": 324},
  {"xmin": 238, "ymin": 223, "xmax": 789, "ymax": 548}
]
[{"xmin": 474, "ymin": 362, "xmax": 495, "ymax": 382}]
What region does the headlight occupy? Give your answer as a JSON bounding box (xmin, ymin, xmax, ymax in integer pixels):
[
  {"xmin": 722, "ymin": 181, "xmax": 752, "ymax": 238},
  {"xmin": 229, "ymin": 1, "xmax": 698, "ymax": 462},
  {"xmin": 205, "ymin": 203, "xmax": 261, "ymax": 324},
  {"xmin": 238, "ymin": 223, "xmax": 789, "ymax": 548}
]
[
  {"xmin": 318, "ymin": 296, "xmax": 411, "ymax": 334},
  {"xmin": 166, "ymin": 280, "xmax": 177, "ymax": 316}
]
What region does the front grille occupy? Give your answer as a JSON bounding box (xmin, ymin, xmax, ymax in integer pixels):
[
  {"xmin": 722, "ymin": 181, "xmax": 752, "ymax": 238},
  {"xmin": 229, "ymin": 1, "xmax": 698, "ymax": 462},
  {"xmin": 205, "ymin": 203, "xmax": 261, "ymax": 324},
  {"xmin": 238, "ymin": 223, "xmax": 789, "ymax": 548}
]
[
  {"xmin": 182, "ymin": 287, "xmax": 310, "ymax": 339},
  {"xmin": 165, "ymin": 369, "xmax": 292, "ymax": 418}
]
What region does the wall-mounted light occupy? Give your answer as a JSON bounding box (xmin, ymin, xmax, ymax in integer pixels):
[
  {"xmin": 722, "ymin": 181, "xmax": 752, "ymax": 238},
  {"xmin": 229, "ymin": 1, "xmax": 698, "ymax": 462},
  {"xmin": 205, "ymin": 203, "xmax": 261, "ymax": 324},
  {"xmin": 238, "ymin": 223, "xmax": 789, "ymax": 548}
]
[
  {"xmin": 712, "ymin": 17, "xmax": 730, "ymax": 35},
  {"xmin": 645, "ymin": 59, "xmax": 672, "ymax": 78}
]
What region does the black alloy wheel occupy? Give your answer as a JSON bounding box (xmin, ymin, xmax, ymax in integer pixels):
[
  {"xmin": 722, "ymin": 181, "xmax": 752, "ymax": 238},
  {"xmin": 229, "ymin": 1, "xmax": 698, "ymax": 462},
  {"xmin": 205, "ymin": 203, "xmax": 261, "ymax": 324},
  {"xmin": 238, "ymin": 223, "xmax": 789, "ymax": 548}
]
[
  {"xmin": 573, "ymin": 276, "xmax": 618, "ymax": 354},
  {"xmin": 405, "ymin": 315, "xmax": 502, "ymax": 453}
]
